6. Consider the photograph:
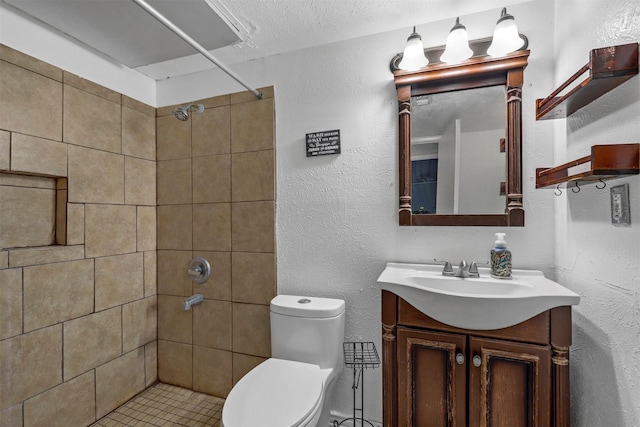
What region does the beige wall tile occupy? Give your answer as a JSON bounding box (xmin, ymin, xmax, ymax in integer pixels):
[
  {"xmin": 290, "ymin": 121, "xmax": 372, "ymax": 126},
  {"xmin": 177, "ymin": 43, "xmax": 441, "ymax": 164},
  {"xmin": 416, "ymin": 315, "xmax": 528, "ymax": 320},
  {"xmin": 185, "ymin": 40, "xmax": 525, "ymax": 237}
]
[
  {"xmin": 0, "ymin": 186, "xmax": 55, "ymax": 248},
  {"xmin": 157, "ymin": 250, "xmax": 193, "ymax": 296},
  {"xmin": 9, "ymin": 245, "xmax": 84, "ymax": 268},
  {"xmin": 0, "ymin": 130, "xmax": 10, "ymax": 170},
  {"xmin": 0, "ymin": 325, "xmax": 62, "ymax": 410},
  {"xmin": 193, "ymin": 299, "xmax": 232, "ymax": 350},
  {"xmin": 0, "ymin": 44, "xmax": 62, "ymax": 81},
  {"xmin": 193, "ymin": 346, "xmax": 232, "ymax": 398},
  {"xmin": 85, "ymin": 204, "xmax": 137, "ymax": 258},
  {"xmin": 0, "ymin": 251, "xmax": 7, "ymax": 269},
  {"xmin": 193, "ymin": 203, "xmax": 231, "ymax": 251},
  {"xmin": 63, "ymin": 307, "xmax": 122, "ymax": 380},
  {"xmin": 194, "ymin": 93, "xmax": 231, "ymax": 110},
  {"xmin": 192, "ymin": 154, "xmax": 230, "ymax": 203},
  {"xmin": 192, "ymin": 251, "xmax": 231, "ymax": 301},
  {"xmin": 23, "ymin": 371, "xmax": 95, "ymax": 427},
  {"xmin": 122, "ymin": 106, "xmax": 156, "ymax": 161},
  {"xmin": 123, "ymin": 296, "xmax": 157, "ymax": 353},
  {"xmin": 137, "ymin": 206, "xmax": 156, "ymax": 252},
  {"xmin": 10, "ymin": 133, "xmax": 67, "ymax": 177},
  {"xmin": 144, "ymin": 250, "xmax": 157, "ymax": 297},
  {"xmin": 158, "ymin": 340, "xmax": 192, "ymax": 389},
  {"xmin": 0, "ymin": 269, "xmax": 22, "ymax": 340},
  {"xmin": 0, "ymin": 172, "xmax": 55, "ymax": 189},
  {"xmin": 122, "ymin": 107, "xmax": 156, "ymax": 161},
  {"xmin": 157, "ymin": 158, "xmax": 192, "ymax": 205},
  {"xmin": 95, "ymin": 253, "xmax": 144, "ymax": 311},
  {"xmin": 232, "ymin": 252, "xmax": 276, "ymax": 305},
  {"xmin": 230, "ymin": 98, "xmax": 274, "ymax": 153},
  {"xmin": 63, "ymin": 85, "xmax": 121, "ymax": 153},
  {"xmin": 145, "ymin": 341, "xmax": 158, "ymax": 387},
  {"xmin": 157, "ymin": 204, "xmax": 192, "ymax": 250},
  {"xmin": 95, "ymin": 348, "xmax": 146, "ymax": 419},
  {"xmin": 66, "ymin": 203, "xmax": 85, "ymax": 245},
  {"xmin": 23, "ymin": 259, "xmax": 94, "ymax": 332},
  {"xmin": 192, "ymin": 105, "xmax": 230, "ymax": 156},
  {"xmin": 55, "ymin": 188, "xmax": 67, "ymax": 245},
  {"xmin": 230, "ymin": 87, "xmax": 274, "ymax": 104},
  {"xmin": 63, "ymin": 72, "xmax": 120, "ymax": 104},
  {"xmin": 231, "ymin": 201, "xmax": 275, "ymax": 253},
  {"xmin": 158, "ymin": 295, "xmax": 192, "ymax": 344},
  {"xmin": 232, "ymin": 303, "xmax": 271, "ymax": 358},
  {"xmin": 125, "ymin": 157, "xmax": 156, "ymax": 206},
  {"xmin": 68, "ymin": 145, "xmax": 124, "ymax": 204},
  {"xmin": 0, "ymin": 60, "xmax": 62, "ymax": 141},
  {"xmin": 156, "ymin": 114, "xmax": 190, "ymax": 160},
  {"xmin": 122, "ymin": 95, "xmax": 155, "ymax": 117},
  {"xmin": 231, "ymin": 150, "xmax": 274, "ymax": 202},
  {"xmin": 0, "ymin": 404, "xmax": 23, "ymax": 426},
  {"xmin": 233, "ymin": 353, "xmax": 267, "ymax": 385}
]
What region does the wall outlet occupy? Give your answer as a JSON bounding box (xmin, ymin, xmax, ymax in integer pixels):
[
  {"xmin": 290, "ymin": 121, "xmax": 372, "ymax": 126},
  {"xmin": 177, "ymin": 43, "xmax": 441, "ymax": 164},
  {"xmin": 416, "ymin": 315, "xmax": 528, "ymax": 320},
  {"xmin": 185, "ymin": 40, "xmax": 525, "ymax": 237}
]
[{"xmin": 328, "ymin": 410, "xmax": 382, "ymax": 427}]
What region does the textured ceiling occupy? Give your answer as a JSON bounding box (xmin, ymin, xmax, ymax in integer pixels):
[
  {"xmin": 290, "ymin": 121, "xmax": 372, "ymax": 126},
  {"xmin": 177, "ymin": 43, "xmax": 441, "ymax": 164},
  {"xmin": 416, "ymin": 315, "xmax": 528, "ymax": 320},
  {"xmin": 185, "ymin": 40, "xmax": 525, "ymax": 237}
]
[{"xmin": 2, "ymin": 0, "xmax": 530, "ymax": 80}]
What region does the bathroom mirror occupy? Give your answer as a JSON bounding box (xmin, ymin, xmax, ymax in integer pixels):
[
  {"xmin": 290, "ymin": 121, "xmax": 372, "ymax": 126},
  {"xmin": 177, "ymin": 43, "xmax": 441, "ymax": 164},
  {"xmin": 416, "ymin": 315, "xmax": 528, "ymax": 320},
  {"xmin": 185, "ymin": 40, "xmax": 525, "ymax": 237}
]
[{"xmin": 391, "ymin": 42, "xmax": 529, "ymax": 226}]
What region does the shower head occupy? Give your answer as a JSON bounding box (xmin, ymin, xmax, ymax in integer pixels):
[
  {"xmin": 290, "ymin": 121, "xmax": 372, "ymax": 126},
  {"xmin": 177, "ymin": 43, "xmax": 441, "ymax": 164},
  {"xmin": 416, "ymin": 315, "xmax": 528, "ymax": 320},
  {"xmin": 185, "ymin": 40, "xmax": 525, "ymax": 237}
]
[{"xmin": 172, "ymin": 103, "xmax": 205, "ymax": 121}]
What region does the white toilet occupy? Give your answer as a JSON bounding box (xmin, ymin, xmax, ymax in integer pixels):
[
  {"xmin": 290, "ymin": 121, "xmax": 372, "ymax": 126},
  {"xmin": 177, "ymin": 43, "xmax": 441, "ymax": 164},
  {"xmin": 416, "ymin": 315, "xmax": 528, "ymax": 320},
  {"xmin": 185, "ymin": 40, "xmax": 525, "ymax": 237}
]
[{"xmin": 222, "ymin": 295, "xmax": 346, "ymax": 427}]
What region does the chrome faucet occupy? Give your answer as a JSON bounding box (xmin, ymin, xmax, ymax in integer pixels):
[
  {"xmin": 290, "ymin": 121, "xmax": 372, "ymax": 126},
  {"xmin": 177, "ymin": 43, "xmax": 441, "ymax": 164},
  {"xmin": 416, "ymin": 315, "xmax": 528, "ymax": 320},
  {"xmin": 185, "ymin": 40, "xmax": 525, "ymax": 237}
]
[
  {"xmin": 439, "ymin": 260, "xmax": 480, "ymax": 278},
  {"xmin": 454, "ymin": 261, "xmax": 480, "ymax": 278},
  {"xmin": 183, "ymin": 294, "xmax": 204, "ymax": 311}
]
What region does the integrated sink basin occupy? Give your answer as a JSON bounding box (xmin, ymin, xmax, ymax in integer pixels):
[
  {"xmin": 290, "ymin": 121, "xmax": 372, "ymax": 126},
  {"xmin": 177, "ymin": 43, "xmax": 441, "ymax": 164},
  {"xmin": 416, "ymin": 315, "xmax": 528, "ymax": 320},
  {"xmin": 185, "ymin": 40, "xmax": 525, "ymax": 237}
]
[{"xmin": 377, "ymin": 262, "xmax": 580, "ymax": 330}]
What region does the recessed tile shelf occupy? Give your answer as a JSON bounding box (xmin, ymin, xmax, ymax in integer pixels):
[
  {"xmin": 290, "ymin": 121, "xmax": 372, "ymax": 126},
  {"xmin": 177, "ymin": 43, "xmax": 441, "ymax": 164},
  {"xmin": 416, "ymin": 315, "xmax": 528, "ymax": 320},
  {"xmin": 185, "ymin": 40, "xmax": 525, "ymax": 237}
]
[
  {"xmin": 535, "ymin": 43, "xmax": 638, "ymax": 121},
  {"xmin": 536, "ymin": 143, "xmax": 639, "ymax": 188}
]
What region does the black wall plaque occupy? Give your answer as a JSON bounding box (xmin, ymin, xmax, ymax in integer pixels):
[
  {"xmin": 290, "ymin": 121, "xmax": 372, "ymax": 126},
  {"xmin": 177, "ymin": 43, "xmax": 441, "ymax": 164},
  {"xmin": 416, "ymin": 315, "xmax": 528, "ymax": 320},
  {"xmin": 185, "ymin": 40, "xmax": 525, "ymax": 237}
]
[{"xmin": 306, "ymin": 129, "xmax": 341, "ymax": 157}]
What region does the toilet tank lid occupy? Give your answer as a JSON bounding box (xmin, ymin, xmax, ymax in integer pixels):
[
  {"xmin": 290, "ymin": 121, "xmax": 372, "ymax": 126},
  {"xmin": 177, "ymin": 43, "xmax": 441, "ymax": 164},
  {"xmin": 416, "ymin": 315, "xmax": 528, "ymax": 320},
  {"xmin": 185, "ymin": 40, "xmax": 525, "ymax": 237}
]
[{"xmin": 271, "ymin": 295, "xmax": 345, "ymax": 318}]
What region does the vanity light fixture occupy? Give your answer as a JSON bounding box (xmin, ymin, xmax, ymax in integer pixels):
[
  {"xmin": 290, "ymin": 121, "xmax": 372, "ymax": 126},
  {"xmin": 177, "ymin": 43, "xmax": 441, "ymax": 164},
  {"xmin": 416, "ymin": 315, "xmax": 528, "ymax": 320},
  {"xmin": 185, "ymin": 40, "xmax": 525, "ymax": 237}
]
[
  {"xmin": 487, "ymin": 7, "xmax": 525, "ymax": 57},
  {"xmin": 398, "ymin": 26, "xmax": 429, "ymax": 71},
  {"xmin": 393, "ymin": 7, "xmax": 528, "ymax": 71},
  {"xmin": 440, "ymin": 17, "xmax": 473, "ymax": 64}
]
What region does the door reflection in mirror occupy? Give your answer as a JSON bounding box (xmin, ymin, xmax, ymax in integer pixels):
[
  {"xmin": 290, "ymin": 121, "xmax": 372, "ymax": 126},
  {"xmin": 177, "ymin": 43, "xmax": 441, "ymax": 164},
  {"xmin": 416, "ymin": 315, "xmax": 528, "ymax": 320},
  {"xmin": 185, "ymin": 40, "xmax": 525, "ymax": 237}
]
[{"xmin": 410, "ymin": 85, "xmax": 506, "ymax": 214}]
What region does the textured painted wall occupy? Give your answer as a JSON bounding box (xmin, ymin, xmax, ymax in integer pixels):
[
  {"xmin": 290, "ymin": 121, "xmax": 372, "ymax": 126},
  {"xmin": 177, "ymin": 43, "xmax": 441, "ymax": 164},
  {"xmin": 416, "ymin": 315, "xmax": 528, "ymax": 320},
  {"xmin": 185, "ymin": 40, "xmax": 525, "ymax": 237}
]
[
  {"xmin": 158, "ymin": 2, "xmax": 557, "ymax": 420},
  {"xmin": 7, "ymin": 0, "xmax": 635, "ymax": 423},
  {"xmin": 552, "ymin": 0, "xmax": 640, "ymax": 425}
]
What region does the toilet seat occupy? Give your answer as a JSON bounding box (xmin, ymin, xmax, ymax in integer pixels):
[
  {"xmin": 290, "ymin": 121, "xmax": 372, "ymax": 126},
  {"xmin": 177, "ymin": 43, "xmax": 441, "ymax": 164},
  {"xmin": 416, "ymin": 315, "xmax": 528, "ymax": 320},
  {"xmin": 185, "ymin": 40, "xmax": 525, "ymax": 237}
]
[{"xmin": 222, "ymin": 358, "xmax": 323, "ymax": 427}]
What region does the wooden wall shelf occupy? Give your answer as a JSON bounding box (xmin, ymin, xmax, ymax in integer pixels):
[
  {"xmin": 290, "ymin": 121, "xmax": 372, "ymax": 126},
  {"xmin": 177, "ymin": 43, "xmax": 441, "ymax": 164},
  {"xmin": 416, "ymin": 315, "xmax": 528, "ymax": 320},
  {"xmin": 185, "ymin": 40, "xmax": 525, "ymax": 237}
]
[
  {"xmin": 536, "ymin": 43, "xmax": 638, "ymax": 120},
  {"xmin": 536, "ymin": 143, "xmax": 639, "ymax": 188}
]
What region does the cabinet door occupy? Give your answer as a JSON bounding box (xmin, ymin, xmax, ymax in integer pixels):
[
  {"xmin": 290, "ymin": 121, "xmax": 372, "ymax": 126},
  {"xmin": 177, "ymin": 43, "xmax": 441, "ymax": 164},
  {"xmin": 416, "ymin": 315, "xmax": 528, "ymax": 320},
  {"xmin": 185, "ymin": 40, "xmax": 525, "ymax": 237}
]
[
  {"xmin": 468, "ymin": 336, "xmax": 551, "ymax": 427},
  {"xmin": 397, "ymin": 327, "xmax": 467, "ymax": 427}
]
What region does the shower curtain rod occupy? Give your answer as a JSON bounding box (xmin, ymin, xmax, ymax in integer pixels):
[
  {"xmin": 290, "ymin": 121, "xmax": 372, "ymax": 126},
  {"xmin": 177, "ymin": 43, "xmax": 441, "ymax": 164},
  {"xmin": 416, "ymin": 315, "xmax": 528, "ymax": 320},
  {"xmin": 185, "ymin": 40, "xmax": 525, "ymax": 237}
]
[{"xmin": 131, "ymin": 0, "xmax": 263, "ymax": 99}]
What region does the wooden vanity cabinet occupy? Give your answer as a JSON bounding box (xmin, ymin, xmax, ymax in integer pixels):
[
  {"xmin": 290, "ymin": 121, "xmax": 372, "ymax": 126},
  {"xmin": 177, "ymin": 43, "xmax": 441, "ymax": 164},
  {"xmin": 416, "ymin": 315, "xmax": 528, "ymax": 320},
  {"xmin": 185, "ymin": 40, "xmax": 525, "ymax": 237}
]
[{"xmin": 382, "ymin": 291, "xmax": 572, "ymax": 427}]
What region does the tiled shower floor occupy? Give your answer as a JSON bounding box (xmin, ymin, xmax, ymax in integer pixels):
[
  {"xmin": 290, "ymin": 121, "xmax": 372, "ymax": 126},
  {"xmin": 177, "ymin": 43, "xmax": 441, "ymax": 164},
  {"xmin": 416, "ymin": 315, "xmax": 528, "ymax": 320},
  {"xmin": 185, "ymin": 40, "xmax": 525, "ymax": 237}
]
[{"xmin": 91, "ymin": 383, "xmax": 224, "ymax": 427}]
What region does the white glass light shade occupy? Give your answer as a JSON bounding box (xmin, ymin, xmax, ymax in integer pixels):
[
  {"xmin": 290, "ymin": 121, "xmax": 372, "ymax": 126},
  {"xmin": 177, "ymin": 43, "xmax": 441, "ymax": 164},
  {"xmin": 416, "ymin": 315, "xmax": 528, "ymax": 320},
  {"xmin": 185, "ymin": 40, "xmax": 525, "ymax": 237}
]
[
  {"xmin": 398, "ymin": 27, "xmax": 429, "ymax": 71},
  {"xmin": 440, "ymin": 18, "xmax": 473, "ymax": 64},
  {"xmin": 487, "ymin": 8, "xmax": 525, "ymax": 57}
]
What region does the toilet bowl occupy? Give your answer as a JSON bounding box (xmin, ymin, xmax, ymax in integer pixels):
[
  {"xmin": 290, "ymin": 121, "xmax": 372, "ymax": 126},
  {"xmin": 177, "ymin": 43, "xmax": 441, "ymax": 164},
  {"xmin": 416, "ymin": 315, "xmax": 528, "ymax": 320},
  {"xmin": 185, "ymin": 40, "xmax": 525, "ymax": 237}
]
[{"xmin": 222, "ymin": 295, "xmax": 346, "ymax": 427}]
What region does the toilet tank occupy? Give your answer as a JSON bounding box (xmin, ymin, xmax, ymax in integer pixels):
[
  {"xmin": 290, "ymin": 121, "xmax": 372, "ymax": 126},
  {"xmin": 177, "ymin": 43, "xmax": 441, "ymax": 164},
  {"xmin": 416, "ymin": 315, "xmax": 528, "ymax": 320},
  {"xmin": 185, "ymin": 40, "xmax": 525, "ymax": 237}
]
[{"xmin": 270, "ymin": 295, "xmax": 345, "ymax": 370}]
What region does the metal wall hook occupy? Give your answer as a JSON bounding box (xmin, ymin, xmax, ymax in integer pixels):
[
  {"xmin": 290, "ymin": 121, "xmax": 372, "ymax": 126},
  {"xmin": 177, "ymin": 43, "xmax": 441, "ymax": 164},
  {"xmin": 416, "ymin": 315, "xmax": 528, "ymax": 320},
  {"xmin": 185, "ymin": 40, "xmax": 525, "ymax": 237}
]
[
  {"xmin": 571, "ymin": 181, "xmax": 581, "ymax": 193},
  {"xmin": 596, "ymin": 179, "xmax": 607, "ymax": 189},
  {"xmin": 554, "ymin": 185, "xmax": 562, "ymax": 196}
]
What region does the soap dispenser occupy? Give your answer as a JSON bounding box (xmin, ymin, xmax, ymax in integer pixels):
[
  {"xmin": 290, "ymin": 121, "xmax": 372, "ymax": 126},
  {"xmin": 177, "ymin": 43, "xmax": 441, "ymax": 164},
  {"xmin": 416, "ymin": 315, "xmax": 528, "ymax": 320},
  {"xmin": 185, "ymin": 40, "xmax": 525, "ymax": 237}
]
[{"xmin": 491, "ymin": 232, "xmax": 512, "ymax": 279}]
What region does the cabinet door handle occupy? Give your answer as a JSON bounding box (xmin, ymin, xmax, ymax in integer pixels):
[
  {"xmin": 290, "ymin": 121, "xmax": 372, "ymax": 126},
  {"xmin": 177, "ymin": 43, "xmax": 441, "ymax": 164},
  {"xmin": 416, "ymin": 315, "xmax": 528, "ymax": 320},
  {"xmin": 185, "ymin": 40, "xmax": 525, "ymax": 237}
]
[
  {"xmin": 455, "ymin": 353, "xmax": 465, "ymax": 365},
  {"xmin": 472, "ymin": 355, "xmax": 482, "ymax": 367}
]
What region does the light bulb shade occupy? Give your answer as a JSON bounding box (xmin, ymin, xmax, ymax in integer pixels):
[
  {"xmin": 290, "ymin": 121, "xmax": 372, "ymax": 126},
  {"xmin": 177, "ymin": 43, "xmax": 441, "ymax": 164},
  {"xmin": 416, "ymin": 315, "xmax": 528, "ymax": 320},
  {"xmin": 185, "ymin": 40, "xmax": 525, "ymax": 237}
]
[
  {"xmin": 398, "ymin": 27, "xmax": 429, "ymax": 71},
  {"xmin": 440, "ymin": 18, "xmax": 473, "ymax": 64},
  {"xmin": 487, "ymin": 8, "xmax": 525, "ymax": 57}
]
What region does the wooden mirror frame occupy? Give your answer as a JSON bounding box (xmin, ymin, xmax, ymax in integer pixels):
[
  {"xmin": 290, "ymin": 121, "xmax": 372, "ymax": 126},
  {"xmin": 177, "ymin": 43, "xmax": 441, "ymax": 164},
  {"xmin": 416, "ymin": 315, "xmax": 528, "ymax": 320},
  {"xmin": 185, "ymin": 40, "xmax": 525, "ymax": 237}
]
[{"xmin": 392, "ymin": 43, "xmax": 529, "ymax": 226}]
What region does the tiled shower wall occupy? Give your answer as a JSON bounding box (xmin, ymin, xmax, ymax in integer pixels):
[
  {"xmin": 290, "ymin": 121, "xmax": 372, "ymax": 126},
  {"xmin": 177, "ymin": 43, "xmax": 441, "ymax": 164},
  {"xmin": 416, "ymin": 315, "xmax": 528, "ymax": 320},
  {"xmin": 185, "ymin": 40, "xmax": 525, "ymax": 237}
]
[
  {"xmin": 0, "ymin": 45, "xmax": 157, "ymax": 426},
  {"xmin": 156, "ymin": 88, "xmax": 276, "ymax": 397}
]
